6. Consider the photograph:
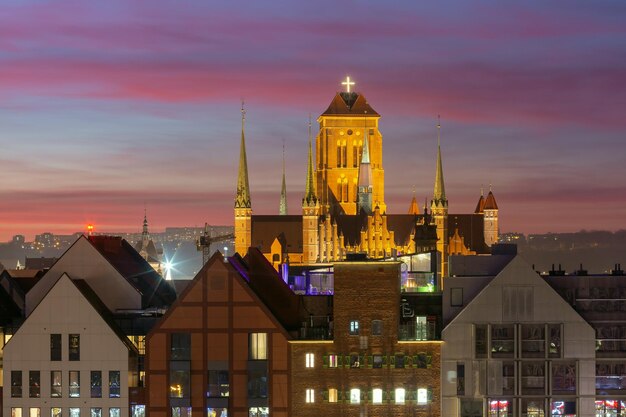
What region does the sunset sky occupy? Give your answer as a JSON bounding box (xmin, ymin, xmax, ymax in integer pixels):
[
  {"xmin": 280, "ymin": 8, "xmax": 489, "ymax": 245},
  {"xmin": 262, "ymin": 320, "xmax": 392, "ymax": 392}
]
[{"xmin": 1, "ymin": 0, "xmax": 625, "ymax": 240}]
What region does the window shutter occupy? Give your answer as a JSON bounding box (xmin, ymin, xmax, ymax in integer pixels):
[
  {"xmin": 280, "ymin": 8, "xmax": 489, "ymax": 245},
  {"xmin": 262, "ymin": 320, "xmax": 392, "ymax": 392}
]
[
  {"xmin": 359, "ymin": 355, "xmax": 365, "ymax": 367},
  {"xmin": 323, "ymin": 355, "xmax": 328, "ymax": 368},
  {"xmin": 406, "ymin": 355, "xmax": 413, "ymax": 367},
  {"xmin": 345, "ymin": 390, "xmax": 350, "ymax": 403},
  {"xmin": 416, "ymin": 352, "xmax": 427, "ymax": 369},
  {"xmin": 426, "ymin": 353, "xmax": 433, "ymax": 368},
  {"xmin": 427, "ymin": 386, "xmax": 433, "ymax": 402},
  {"xmin": 344, "ymin": 355, "xmax": 350, "ymax": 368},
  {"xmin": 367, "ymin": 355, "xmax": 373, "ymax": 368},
  {"xmin": 337, "ymin": 355, "xmax": 343, "ymax": 367},
  {"xmin": 382, "ymin": 355, "xmax": 388, "ymax": 367},
  {"xmin": 389, "ymin": 355, "xmax": 396, "ymax": 367},
  {"xmin": 322, "ymin": 389, "xmax": 328, "ymax": 403},
  {"xmin": 382, "ymin": 389, "xmax": 388, "ymax": 402},
  {"xmin": 389, "ymin": 389, "xmax": 395, "ymax": 403}
]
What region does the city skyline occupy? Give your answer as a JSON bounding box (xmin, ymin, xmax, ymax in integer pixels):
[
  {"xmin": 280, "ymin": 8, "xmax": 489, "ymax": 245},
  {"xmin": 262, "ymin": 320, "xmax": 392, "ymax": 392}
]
[{"xmin": 1, "ymin": 1, "xmax": 625, "ymax": 240}]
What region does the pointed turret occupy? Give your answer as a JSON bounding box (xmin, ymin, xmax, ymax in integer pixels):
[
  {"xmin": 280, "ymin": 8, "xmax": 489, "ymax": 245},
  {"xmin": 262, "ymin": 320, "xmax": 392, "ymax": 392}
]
[
  {"xmin": 303, "ymin": 117, "xmax": 318, "ymax": 207},
  {"xmin": 474, "ymin": 187, "xmax": 485, "ymax": 214},
  {"xmin": 357, "ymin": 129, "xmax": 373, "ymax": 214},
  {"xmin": 234, "ymin": 102, "xmax": 252, "ymax": 257},
  {"xmin": 235, "ymin": 104, "xmax": 251, "ymax": 209},
  {"xmin": 483, "ymin": 185, "xmax": 499, "ymax": 247},
  {"xmin": 141, "ymin": 209, "xmax": 149, "ymax": 242},
  {"xmin": 408, "ymin": 194, "xmax": 419, "ymax": 215},
  {"xmin": 430, "ymin": 116, "xmax": 449, "ymax": 282},
  {"xmin": 432, "ymin": 117, "xmax": 447, "ymax": 207},
  {"xmin": 279, "ymin": 142, "xmax": 288, "ymax": 215},
  {"xmin": 302, "ymin": 116, "xmax": 320, "ymax": 264}
]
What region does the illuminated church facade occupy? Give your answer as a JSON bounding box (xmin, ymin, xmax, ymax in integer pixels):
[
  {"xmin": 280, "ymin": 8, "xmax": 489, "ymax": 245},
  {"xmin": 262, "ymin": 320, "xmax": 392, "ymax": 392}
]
[{"xmin": 234, "ymin": 78, "xmax": 499, "ymax": 278}]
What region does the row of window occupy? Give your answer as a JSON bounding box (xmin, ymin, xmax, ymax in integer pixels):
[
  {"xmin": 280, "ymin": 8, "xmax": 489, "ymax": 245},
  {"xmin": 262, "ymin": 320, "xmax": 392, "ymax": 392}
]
[
  {"xmin": 170, "ymin": 333, "xmax": 268, "ymax": 361},
  {"xmin": 50, "ymin": 334, "xmax": 80, "ymax": 361},
  {"xmin": 11, "ymin": 408, "xmax": 120, "ymax": 417},
  {"xmin": 475, "ymin": 323, "xmax": 562, "ymax": 359},
  {"xmin": 304, "ymin": 387, "xmax": 433, "ymax": 404},
  {"xmin": 307, "ymin": 352, "xmax": 432, "ymax": 369},
  {"xmin": 11, "ymin": 370, "xmax": 120, "ymax": 398},
  {"xmin": 335, "ymin": 143, "xmax": 363, "ymax": 168},
  {"xmin": 174, "ymin": 407, "xmax": 266, "ymax": 417}
]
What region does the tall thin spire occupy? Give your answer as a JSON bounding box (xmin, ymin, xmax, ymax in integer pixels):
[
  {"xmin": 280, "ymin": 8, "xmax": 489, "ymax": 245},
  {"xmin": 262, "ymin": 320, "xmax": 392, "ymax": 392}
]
[
  {"xmin": 357, "ymin": 113, "xmax": 373, "ymax": 214},
  {"xmin": 142, "ymin": 208, "xmax": 149, "ymax": 241},
  {"xmin": 433, "ymin": 115, "xmax": 446, "ymax": 203},
  {"xmin": 279, "ymin": 140, "xmax": 288, "ymax": 215},
  {"xmin": 303, "ymin": 115, "xmax": 318, "ymax": 206},
  {"xmin": 235, "ymin": 101, "xmax": 251, "ymax": 208}
]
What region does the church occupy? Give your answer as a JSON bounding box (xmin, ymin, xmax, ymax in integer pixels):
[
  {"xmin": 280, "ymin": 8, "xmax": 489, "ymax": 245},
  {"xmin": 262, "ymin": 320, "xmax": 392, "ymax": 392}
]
[{"xmin": 234, "ymin": 78, "xmax": 498, "ymax": 278}]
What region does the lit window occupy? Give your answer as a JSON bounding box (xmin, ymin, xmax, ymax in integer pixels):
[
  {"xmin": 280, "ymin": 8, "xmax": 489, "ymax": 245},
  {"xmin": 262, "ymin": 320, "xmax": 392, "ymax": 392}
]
[
  {"xmin": 350, "ymin": 388, "xmax": 360, "ymax": 404},
  {"xmin": 328, "ymin": 388, "xmax": 338, "ymax": 403},
  {"xmin": 69, "ymin": 334, "xmax": 80, "ymax": 361},
  {"xmin": 130, "ymin": 406, "xmax": 145, "ymax": 417},
  {"xmin": 305, "ymin": 353, "xmax": 315, "ymax": 368},
  {"xmin": 90, "ymin": 409, "xmax": 101, "ymax": 417},
  {"xmin": 12, "ymin": 408, "xmax": 22, "ymax": 417},
  {"xmin": 306, "ymin": 388, "xmax": 315, "ymax": 403},
  {"xmin": 417, "ymin": 388, "xmax": 428, "ymax": 404},
  {"xmin": 329, "ymin": 354, "xmax": 338, "ymax": 368},
  {"xmin": 349, "ymin": 320, "xmax": 359, "ymax": 335},
  {"xmin": 51, "ymin": 408, "xmax": 61, "ymax": 417},
  {"xmin": 248, "ymin": 408, "xmax": 268, "ymax": 417},
  {"xmin": 69, "ymin": 371, "xmax": 80, "ymax": 398},
  {"xmin": 395, "ymin": 388, "xmax": 406, "ymax": 404},
  {"xmin": 29, "ymin": 409, "xmax": 40, "ymax": 417},
  {"xmin": 372, "ymin": 388, "xmax": 383, "ymax": 404},
  {"xmin": 171, "ymin": 408, "xmax": 192, "ymax": 417},
  {"xmin": 109, "ymin": 409, "xmax": 120, "ymax": 417},
  {"xmin": 69, "ymin": 408, "xmax": 80, "ymax": 417},
  {"xmin": 205, "ymin": 409, "xmax": 226, "ymax": 417},
  {"xmin": 109, "ymin": 371, "xmax": 120, "ymax": 398},
  {"xmin": 207, "ymin": 370, "xmax": 229, "ymax": 398},
  {"xmin": 51, "ymin": 371, "xmax": 62, "ymax": 398},
  {"xmin": 249, "ymin": 333, "xmax": 268, "ymax": 360},
  {"xmin": 91, "ymin": 371, "xmax": 102, "ymax": 398}
]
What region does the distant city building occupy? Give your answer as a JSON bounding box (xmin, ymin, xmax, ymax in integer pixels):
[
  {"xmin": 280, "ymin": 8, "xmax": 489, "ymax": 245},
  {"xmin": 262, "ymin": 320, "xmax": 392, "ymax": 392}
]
[{"xmin": 134, "ymin": 212, "xmax": 163, "ymax": 274}]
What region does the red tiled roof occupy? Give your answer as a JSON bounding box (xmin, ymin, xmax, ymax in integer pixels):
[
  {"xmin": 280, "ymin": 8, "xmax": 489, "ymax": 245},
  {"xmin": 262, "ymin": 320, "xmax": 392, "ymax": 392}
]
[
  {"xmin": 321, "ymin": 92, "xmax": 379, "ymax": 116},
  {"xmin": 484, "ymin": 191, "xmax": 498, "ymax": 210}
]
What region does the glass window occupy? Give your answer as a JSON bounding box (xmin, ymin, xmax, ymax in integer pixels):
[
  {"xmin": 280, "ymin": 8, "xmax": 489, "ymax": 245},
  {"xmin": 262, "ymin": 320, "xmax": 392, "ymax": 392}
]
[
  {"xmin": 350, "ymin": 388, "xmax": 360, "ymax": 404},
  {"xmin": 451, "ymin": 287, "xmax": 463, "ymax": 307},
  {"xmin": 350, "ymin": 354, "xmax": 361, "ymax": 368},
  {"xmin": 51, "ymin": 334, "xmax": 62, "ymax": 361},
  {"xmin": 12, "ymin": 408, "xmax": 22, "ymax": 417},
  {"xmin": 395, "ymin": 354, "xmax": 405, "ymax": 369},
  {"xmin": 328, "ymin": 354, "xmax": 338, "ymax": 368},
  {"xmin": 328, "ymin": 388, "xmax": 338, "ymax": 403},
  {"xmin": 70, "ymin": 371, "xmax": 80, "ymax": 397},
  {"xmin": 169, "ymin": 369, "xmax": 190, "ymax": 398},
  {"xmin": 11, "ymin": 371, "xmax": 22, "ymax": 397},
  {"xmin": 109, "ymin": 371, "xmax": 120, "ymax": 398},
  {"xmin": 305, "ymin": 353, "xmax": 314, "ymax": 368},
  {"xmin": 349, "ymin": 320, "xmax": 359, "ymax": 335},
  {"xmin": 457, "ymin": 363, "xmax": 465, "ymax": 396},
  {"xmin": 489, "ymin": 399, "xmax": 513, "ymax": 417},
  {"xmin": 171, "ymin": 408, "xmax": 191, "ymax": 417},
  {"xmin": 550, "ymin": 400, "xmax": 575, "ymax": 417},
  {"xmin": 109, "ymin": 409, "xmax": 120, "ymax": 417},
  {"xmin": 417, "ymin": 388, "xmax": 428, "ymax": 404},
  {"xmin": 548, "ymin": 324, "xmax": 562, "ymax": 358},
  {"xmin": 248, "ymin": 408, "xmax": 268, "ymax": 417},
  {"xmin": 29, "ymin": 371, "xmax": 40, "ymax": 398},
  {"xmin": 249, "ymin": 333, "xmax": 267, "ymax": 360},
  {"xmin": 131, "ymin": 406, "xmax": 145, "ymax": 417},
  {"xmin": 305, "ymin": 388, "xmax": 314, "ymax": 403},
  {"xmin": 247, "ymin": 369, "xmax": 268, "ymax": 398},
  {"xmin": 69, "ymin": 408, "xmax": 80, "ymax": 417},
  {"xmin": 170, "ymin": 333, "xmax": 191, "ymax": 361},
  {"xmin": 372, "ymin": 354, "xmax": 384, "ymax": 369},
  {"xmin": 475, "ymin": 324, "xmax": 487, "ymax": 358},
  {"xmin": 395, "ymin": 388, "xmax": 406, "ymax": 404},
  {"xmin": 51, "ymin": 371, "xmax": 62, "ymax": 398},
  {"xmin": 372, "ymin": 320, "xmax": 383, "ymax": 336},
  {"xmin": 461, "ymin": 399, "xmax": 483, "ymax": 417},
  {"xmin": 552, "ymin": 362, "xmax": 576, "ymax": 394},
  {"xmin": 207, "ymin": 370, "xmax": 229, "ymax": 398},
  {"xmin": 372, "ymin": 388, "xmax": 383, "ymax": 404},
  {"xmin": 91, "ymin": 371, "xmax": 102, "ymax": 398},
  {"xmin": 491, "ymin": 325, "xmax": 515, "ymax": 358},
  {"xmin": 90, "ymin": 409, "xmax": 101, "ymax": 417},
  {"xmin": 69, "ymin": 334, "xmax": 80, "ymax": 361},
  {"xmin": 51, "ymin": 408, "xmax": 62, "ymax": 417},
  {"xmin": 595, "ymin": 400, "xmax": 625, "ymax": 417},
  {"xmin": 29, "ymin": 409, "xmax": 40, "ymax": 417},
  {"xmin": 206, "ymin": 409, "xmax": 227, "ymax": 417},
  {"xmin": 523, "ymin": 399, "xmax": 545, "ymax": 417}
]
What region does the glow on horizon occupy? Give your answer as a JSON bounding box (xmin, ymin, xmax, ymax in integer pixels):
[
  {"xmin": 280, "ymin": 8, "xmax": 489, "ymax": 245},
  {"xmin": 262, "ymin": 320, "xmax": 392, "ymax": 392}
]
[{"xmin": 0, "ymin": 1, "xmax": 625, "ymax": 241}]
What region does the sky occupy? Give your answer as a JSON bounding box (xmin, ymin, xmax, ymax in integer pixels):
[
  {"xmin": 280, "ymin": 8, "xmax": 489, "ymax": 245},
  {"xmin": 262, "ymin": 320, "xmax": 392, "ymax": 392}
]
[{"xmin": 0, "ymin": 0, "xmax": 625, "ymax": 241}]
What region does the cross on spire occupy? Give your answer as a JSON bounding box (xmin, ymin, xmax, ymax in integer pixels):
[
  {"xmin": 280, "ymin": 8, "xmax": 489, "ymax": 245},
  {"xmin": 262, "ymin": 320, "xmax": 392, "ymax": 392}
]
[{"xmin": 341, "ymin": 76, "xmax": 355, "ymax": 93}]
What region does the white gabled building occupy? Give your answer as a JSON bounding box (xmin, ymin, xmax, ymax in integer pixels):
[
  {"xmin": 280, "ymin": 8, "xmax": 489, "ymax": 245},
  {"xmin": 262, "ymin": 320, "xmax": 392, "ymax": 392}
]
[
  {"xmin": 442, "ymin": 256, "xmax": 596, "ymax": 417},
  {"xmin": 3, "ymin": 273, "xmax": 137, "ymax": 417}
]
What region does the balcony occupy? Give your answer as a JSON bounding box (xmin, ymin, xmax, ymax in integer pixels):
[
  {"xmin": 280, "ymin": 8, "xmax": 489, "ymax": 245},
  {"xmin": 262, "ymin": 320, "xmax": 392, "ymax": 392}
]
[{"xmin": 401, "ymin": 271, "xmax": 436, "ymax": 293}]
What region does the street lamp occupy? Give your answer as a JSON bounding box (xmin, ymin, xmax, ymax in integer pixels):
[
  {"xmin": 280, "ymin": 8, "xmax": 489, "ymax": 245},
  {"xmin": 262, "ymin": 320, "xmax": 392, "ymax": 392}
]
[{"xmin": 224, "ymin": 246, "xmax": 228, "ymax": 262}]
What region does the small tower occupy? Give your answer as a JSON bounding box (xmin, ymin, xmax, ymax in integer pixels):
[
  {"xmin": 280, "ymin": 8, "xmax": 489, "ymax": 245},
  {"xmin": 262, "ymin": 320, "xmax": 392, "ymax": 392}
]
[
  {"xmin": 234, "ymin": 102, "xmax": 252, "ymax": 257},
  {"xmin": 279, "ymin": 142, "xmax": 288, "ymax": 215},
  {"xmin": 483, "ymin": 185, "xmax": 499, "ymax": 247},
  {"xmin": 357, "ymin": 127, "xmax": 373, "ymax": 214},
  {"xmin": 141, "ymin": 209, "xmax": 150, "ymax": 244},
  {"xmin": 302, "ymin": 117, "xmax": 320, "ymax": 264},
  {"xmin": 430, "ymin": 117, "xmax": 449, "ymax": 281}
]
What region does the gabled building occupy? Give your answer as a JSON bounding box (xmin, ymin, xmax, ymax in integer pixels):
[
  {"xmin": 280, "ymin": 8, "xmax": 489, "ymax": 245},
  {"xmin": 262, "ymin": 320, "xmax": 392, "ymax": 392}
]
[
  {"xmin": 441, "ymin": 256, "xmax": 596, "ymax": 417},
  {"xmin": 3, "ymin": 273, "xmax": 139, "ymax": 417}
]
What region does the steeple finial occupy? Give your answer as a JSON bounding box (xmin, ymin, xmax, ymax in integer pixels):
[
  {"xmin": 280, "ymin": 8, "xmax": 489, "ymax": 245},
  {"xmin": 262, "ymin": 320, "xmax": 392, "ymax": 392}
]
[
  {"xmin": 235, "ymin": 101, "xmax": 251, "ymax": 209},
  {"xmin": 303, "ymin": 114, "xmax": 318, "ymax": 206},
  {"xmin": 433, "ymin": 115, "xmax": 446, "ymax": 203},
  {"xmin": 279, "ymin": 140, "xmax": 288, "ymax": 215}
]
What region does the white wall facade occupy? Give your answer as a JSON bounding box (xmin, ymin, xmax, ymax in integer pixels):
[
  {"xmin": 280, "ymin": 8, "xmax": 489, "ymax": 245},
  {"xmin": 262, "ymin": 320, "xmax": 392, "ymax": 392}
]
[
  {"xmin": 4, "ymin": 274, "xmax": 132, "ymax": 417},
  {"xmin": 442, "ymin": 257, "xmax": 596, "ymax": 417},
  {"xmin": 26, "ymin": 237, "xmax": 141, "ymax": 316}
]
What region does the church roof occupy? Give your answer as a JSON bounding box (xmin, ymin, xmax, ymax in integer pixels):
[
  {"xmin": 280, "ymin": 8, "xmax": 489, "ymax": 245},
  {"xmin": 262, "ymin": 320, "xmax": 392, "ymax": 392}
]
[
  {"xmin": 321, "ymin": 92, "xmax": 379, "ymax": 116},
  {"xmin": 334, "ymin": 213, "xmax": 420, "ymax": 247},
  {"xmin": 483, "ymin": 191, "xmax": 498, "ymax": 210},
  {"xmin": 251, "ymin": 215, "xmax": 303, "ymax": 253},
  {"xmin": 134, "ymin": 239, "xmax": 160, "ymax": 264},
  {"xmin": 447, "ymin": 214, "xmax": 489, "ymax": 254},
  {"xmin": 474, "ymin": 195, "xmax": 485, "ymax": 214}
]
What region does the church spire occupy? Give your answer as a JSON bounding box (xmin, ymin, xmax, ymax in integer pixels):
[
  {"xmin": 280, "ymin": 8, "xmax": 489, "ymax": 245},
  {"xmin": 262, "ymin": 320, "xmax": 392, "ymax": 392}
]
[
  {"xmin": 433, "ymin": 115, "xmax": 447, "ymax": 205},
  {"xmin": 142, "ymin": 208, "xmax": 149, "ymax": 241},
  {"xmin": 303, "ymin": 115, "xmax": 318, "ymax": 206},
  {"xmin": 235, "ymin": 102, "xmax": 251, "ymax": 209},
  {"xmin": 357, "ymin": 117, "xmax": 373, "ymax": 214},
  {"xmin": 279, "ymin": 141, "xmax": 288, "ymax": 215}
]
